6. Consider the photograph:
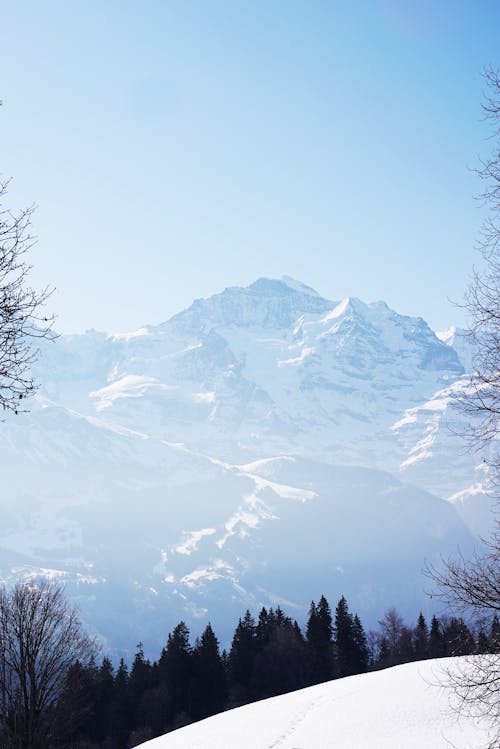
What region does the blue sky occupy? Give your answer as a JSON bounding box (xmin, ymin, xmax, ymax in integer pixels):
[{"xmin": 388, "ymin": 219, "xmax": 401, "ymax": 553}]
[{"xmin": 1, "ymin": 0, "xmax": 499, "ymax": 333}]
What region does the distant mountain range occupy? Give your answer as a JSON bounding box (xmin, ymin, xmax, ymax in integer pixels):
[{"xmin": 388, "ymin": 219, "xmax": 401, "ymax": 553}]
[{"xmin": 0, "ymin": 277, "xmax": 492, "ymax": 655}]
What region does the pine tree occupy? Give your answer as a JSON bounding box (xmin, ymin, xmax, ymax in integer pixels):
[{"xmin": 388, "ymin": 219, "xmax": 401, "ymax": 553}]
[
  {"xmin": 94, "ymin": 657, "xmax": 115, "ymax": 744},
  {"xmin": 158, "ymin": 621, "xmax": 194, "ymax": 727},
  {"xmin": 306, "ymin": 596, "xmax": 334, "ymax": 684},
  {"xmin": 255, "ymin": 607, "xmax": 271, "ymax": 649},
  {"xmin": 112, "ymin": 659, "xmax": 131, "ymax": 749},
  {"xmin": 398, "ymin": 625, "xmax": 415, "ymax": 663},
  {"xmin": 476, "ymin": 623, "xmax": 491, "ymax": 654},
  {"xmin": 429, "ymin": 615, "xmax": 445, "ymax": 658},
  {"xmin": 228, "ymin": 610, "xmax": 256, "ymax": 705},
  {"xmin": 129, "ymin": 642, "xmax": 154, "ymax": 737},
  {"xmin": 377, "ymin": 636, "xmax": 390, "ymax": 667},
  {"xmin": 352, "ymin": 614, "xmax": 369, "ymax": 674},
  {"xmin": 443, "ymin": 617, "xmax": 475, "ymax": 656},
  {"xmin": 251, "ymin": 608, "xmax": 307, "ymax": 699},
  {"xmin": 317, "ymin": 596, "xmax": 334, "ymax": 643},
  {"xmin": 55, "ymin": 659, "xmax": 98, "ymax": 747},
  {"xmin": 334, "ymin": 596, "xmax": 355, "ymax": 677},
  {"xmin": 414, "ymin": 613, "xmax": 429, "ymax": 661},
  {"xmin": 192, "ymin": 623, "xmax": 227, "ymax": 720}
]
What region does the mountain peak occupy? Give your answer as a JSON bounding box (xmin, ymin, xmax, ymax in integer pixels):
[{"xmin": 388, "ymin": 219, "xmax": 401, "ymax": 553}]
[
  {"xmin": 167, "ymin": 277, "xmax": 333, "ymax": 332},
  {"xmin": 280, "ymin": 276, "xmax": 321, "ymax": 297},
  {"xmin": 247, "ymin": 276, "xmax": 322, "ymax": 299}
]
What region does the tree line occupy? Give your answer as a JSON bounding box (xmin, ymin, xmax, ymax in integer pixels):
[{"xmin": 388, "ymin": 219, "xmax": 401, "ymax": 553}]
[{"xmin": 56, "ymin": 594, "xmax": 499, "ymax": 749}]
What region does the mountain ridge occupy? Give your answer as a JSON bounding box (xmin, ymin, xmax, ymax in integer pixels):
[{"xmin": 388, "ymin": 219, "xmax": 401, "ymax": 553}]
[{"xmin": 0, "ymin": 277, "xmax": 490, "ymax": 654}]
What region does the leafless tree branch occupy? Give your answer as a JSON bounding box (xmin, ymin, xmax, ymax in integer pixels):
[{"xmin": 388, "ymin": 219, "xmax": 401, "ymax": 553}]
[
  {"xmin": 0, "ymin": 177, "xmax": 55, "ymax": 416},
  {"xmin": 0, "ymin": 580, "xmax": 97, "ymax": 749},
  {"xmin": 428, "ymin": 68, "xmax": 500, "ymax": 749}
]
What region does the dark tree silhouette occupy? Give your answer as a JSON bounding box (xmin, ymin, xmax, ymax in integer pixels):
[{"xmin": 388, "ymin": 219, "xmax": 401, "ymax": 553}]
[
  {"xmin": 429, "ymin": 615, "xmax": 445, "ymax": 659},
  {"xmin": 228, "ymin": 610, "xmax": 257, "ymax": 706},
  {"xmin": 334, "ymin": 596, "xmax": 356, "ymax": 677},
  {"xmin": 334, "ymin": 597, "xmax": 369, "ymax": 677},
  {"xmin": 306, "ymin": 596, "xmax": 334, "ymax": 684},
  {"xmin": 192, "ymin": 624, "xmax": 226, "ymax": 720},
  {"xmin": 378, "ymin": 608, "xmax": 405, "ymax": 666},
  {"xmin": 128, "ymin": 643, "xmax": 154, "ymax": 741},
  {"xmin": 0, "ymin": 580, "xmax": 96, "ymax": 749},
  {"xmin": 158, "ymin": 621, "xmax": 194, "ymax": 728},
  {"xmin": 0, "ymin": 177, "xmax": 54, "ymax": 415},
  {"xmin": 352, "ymin": 614, "xmax": 369, "ymax": 673},
  {"xmin": 413, "ymin": 613, "xmax": 429, "ymax": 661}
]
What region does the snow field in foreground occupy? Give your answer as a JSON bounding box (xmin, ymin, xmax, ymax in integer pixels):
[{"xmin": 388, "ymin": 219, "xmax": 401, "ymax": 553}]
[{"xmin": 138, "ymin": 657, "xmax": 494, "ymax": 749}]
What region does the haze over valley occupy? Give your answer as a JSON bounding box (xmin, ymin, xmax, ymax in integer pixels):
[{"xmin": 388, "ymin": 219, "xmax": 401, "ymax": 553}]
[{"xmin": 0, "ymin": 277, "xmax": 489, "ymax": 654}]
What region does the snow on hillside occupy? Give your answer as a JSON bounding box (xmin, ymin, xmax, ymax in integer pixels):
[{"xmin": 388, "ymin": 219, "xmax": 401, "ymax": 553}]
[{"xmin": 138, "ymin": 657, "xmax": 494, "ymax": 749}]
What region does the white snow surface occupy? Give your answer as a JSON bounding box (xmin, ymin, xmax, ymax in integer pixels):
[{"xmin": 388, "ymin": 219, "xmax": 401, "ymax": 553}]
[{"xmin": 138, "ymin": 658, "xmax": 493, "ymax": 749}]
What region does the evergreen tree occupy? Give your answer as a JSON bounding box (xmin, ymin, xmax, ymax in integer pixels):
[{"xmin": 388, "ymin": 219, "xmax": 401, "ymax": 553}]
[
  {"xmin": 306, "ymin": 596, "xmax": 334, "ymax": 684},
  {"xmin": 306, "ymin": 601, "xmax": 318, "ymax": 635},
  {"xmin": 352, "ymin": 614, "xmax": 369, "ymax": 674},
  {"xmin": 129, "ymin": 643, "xmax": 154, "ymax": 738},
  {"xmin": 112, "ymin": 659, "xmax": 131, "ymax": 749},
  {"xmin": 228, "ymin": 610, "xmax": 256, "ymax": 705},
  {"xmin": 377, "ymin": 635, "xmax": 390, "ymax": 668},
  {"xmin": 429, "ymin": 615, "xmax": 445, "ymax": 659},
  {"xmin": 334, "ymin": 596, "xmax": 356, "ymax": 677},
  {"xmin": 334, "ymin": 597, "xmax": 368, "ymax": 677},
  {"xmin": 94, "ymin": 657, "xmax": 115, "ymax": 745},
  {"xmin": 158, "ymin": 621, "xmax": 194, "ymax": 727},
  {"xmin": 255, "ymin": 607, "xmax": 271, "ymax": 649},
  {"xmin": 251, "ymin": 609, "xmax": 307, "ymax": 698},
  {"xmin": 476, "ymin": 623, "xmax": 491, "ymax": 654},
  {"xmin": 413, "ymin": 613, "xmax": 429, "ymax": 661},
  {"xmin": 443, "ymin": 617, "xmax": 475, "ymax": 656},
  {"xmin": 317, "ymin": 596, "xmax": 334, "ymax": 643},
  {"xmin": 192, "ymin": 623, "xmax": 227, "ymax": 720},
  {"xmin": 398, "ymin": 625, "xmax": 414, "ymax": 663},
  {"xmin": 55, "ymin": 659, "xmax": 98, "ymax": 748}
]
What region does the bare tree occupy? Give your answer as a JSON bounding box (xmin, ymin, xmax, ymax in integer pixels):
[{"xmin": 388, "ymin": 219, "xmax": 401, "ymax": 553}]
[
  {"xmin": 428, "ymin": 538, "xmax": 500, "ymax": 621},
  {"xmin": 456, "ymin": 68, "xmax": 500, "ymax": 481},
  {"xmin": 427, "ymin": 68, "xmax": 500, "ymax": 749},
  {"xmin": 426, "ymin": 536, "xmax": 499, "ymax": 746},
  {"xmin": 378, "ymin": 608, "xmax": 405, "ymax": 662},
  {"xmin": 0, "ymin": 168, "xmax": 54, "ymax": 415},
  {"xmin": 0, "ymin": 580, "xmax": 97, "ymax": 749}
]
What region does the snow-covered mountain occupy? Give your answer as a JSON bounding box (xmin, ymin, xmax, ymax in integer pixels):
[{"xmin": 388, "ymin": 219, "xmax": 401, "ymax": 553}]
[
  {"xmin": 137, "ymin": 657, "xmax": 496, "ymax": 749},
  {"xmin": 0, "ymin": 278, "xmax": 491, "ymax": 654},
  {"xmin": 32, "ymin": 277, "xmax": 476, "ymax": 477}
]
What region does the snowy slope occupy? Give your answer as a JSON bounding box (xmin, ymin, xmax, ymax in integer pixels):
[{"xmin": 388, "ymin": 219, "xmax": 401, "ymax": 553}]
[{"xmin": 137, "ymin": 657, "xmax": 495, "ymax": 749}]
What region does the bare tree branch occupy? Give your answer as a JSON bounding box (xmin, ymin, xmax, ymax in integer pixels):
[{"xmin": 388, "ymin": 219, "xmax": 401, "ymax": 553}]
[
  {"xmin": 0, "ymin": 178, "xmax": 55, "ymax": 416},
  {"xmin": 428, "ymin": 68, "xmax": 500, "ymax": 749},
  {"xmin": 0, "ymin": 580, "xmax": 97, "ymax": 749}
]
